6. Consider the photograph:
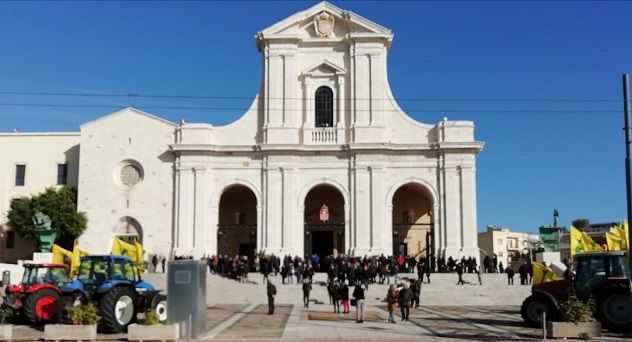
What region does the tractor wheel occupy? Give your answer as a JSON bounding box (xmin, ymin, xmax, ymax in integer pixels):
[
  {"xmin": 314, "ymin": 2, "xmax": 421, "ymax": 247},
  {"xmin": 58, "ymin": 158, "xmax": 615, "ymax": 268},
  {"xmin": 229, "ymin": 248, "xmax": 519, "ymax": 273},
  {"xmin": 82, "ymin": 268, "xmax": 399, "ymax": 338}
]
[
  {"xmin": 151, "ymin": 294, "xmax": 168, "ymax": 322},
  {"xmin": 599, "ymin": 290, "xmax": 632, "ymax": 333},
  {"xmin": 521, "ymin": 295, "xmax": 557, "ymax": 327},
  {"xmin": 23, "ymin": 288, "xmax": 60, "ymax": 324},
  {"xmin": 99, "ymin": 287, "xmax": 137, "ymax": 333}
]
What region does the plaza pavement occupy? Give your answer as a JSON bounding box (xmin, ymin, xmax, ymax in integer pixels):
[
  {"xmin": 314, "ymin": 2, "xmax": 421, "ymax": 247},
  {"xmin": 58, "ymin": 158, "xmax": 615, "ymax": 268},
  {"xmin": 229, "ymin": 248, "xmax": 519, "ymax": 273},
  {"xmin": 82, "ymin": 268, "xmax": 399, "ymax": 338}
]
[{"xmin": 9, "ymin": 271, "xmax": 632, "ymax": 341}]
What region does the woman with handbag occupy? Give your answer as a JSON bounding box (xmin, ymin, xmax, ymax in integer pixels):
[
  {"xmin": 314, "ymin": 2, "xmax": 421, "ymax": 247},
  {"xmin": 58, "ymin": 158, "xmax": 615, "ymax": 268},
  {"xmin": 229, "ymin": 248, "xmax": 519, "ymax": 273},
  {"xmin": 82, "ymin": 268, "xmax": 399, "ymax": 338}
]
[
  {"xmin": 352, "ymin": 284, "xmax": 365, "ymax": 323},
  {"xmin": 386, "ymin": 284, "xmax": 398, "ymax": 323}
]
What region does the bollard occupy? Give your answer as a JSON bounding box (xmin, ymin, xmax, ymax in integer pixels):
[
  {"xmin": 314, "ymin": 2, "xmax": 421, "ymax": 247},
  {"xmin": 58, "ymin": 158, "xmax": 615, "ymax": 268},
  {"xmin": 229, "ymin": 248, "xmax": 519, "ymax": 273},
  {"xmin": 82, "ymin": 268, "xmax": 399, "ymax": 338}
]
[
  {"xmin": 2, "ymin": 271, "xmax": 9, "ymax": 286},
  {"xmin": 542, "ymin": 311, "xmax": 547, "ymax": 340}
]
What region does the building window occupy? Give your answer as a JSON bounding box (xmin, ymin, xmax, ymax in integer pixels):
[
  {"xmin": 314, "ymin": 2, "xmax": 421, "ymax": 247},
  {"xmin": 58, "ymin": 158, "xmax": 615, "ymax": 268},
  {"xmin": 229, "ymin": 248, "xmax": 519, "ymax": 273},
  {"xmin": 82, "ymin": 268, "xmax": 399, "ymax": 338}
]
[
  {"xmin": 120, "ymin": 164, "xmax": 142, "ymax": 187},
  {"xmin": 498, "ymin": 251, "xmax": 503, "ymax": 257},
  {"xmin": 6, "ymin": 231, "xmax": 15, "ymax": 249},
  {"xmin": 508, "ymin": 238, "xmax": 518, "ymax": 249},
  {"xmin": 57, "ymin": 164, "xmax": 68, "ymax": 185},
  {"xmin": 15, "ymin": 164, "xmax": 25, "ymax": 186},
  {"xmin": 315, "ymin": 86, "xmax": 333, "ymax": 127},
  {"xmin": 498, "ymin": 238, "xmax": 503, "ymax": 245}
]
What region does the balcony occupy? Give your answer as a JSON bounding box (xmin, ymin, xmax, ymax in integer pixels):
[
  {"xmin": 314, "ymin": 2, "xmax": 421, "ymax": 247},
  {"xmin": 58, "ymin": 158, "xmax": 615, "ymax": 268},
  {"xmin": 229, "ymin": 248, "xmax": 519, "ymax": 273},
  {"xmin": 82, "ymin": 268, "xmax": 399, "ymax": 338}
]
[{"xmin": 305, "ymin": 127, "xmax": 339, "ymax": 144}]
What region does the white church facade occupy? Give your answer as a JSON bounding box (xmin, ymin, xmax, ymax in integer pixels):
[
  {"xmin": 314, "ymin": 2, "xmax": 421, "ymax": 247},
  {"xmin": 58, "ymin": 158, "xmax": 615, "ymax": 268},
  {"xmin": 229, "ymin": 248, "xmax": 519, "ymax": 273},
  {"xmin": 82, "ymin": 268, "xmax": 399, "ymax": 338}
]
[{"xmin": 2, "ymin": 2, "xmax": 484, "ymax": 264}]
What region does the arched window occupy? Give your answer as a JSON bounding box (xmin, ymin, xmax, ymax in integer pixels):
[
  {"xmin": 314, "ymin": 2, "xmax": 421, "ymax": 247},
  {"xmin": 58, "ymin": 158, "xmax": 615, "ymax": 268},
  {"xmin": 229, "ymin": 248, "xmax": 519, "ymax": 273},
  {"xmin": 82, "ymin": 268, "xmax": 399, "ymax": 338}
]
[{"xmin": 315, "ymin": 86, "xmax": 334, "ymax": 127}]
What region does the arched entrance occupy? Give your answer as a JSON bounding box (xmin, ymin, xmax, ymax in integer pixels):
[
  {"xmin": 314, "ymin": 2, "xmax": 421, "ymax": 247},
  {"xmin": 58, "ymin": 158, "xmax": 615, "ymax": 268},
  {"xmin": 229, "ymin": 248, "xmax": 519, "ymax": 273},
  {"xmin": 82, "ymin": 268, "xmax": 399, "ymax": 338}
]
[
  {"xmin": 304, "ymin": 185, "xmax": 345, "ymax": 258},
  {"xmin": 391, "ymin": 183, "xmax": 434, "ymax": 258},
  {"xmin": 114, "ymin": 216, "xmax": 143, "ymax": 244},
  {"xmin": 217, "ymin": 185, "xmax": 257, "ymax": 269}
]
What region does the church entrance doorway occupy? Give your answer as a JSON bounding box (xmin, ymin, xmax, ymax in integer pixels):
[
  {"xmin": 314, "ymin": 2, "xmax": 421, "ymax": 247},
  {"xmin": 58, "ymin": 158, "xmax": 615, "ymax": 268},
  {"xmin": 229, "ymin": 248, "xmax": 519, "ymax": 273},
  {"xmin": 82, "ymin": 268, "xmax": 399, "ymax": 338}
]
[
  {"xmin": 391, "ymin": 183, "xmax": 434, "ymax": 261},
  {"xmin": 304, "ymin": 184, "xmax": 345, "ymax": 259},
  {"xmin": 217, "ymin": 185, "xmax": 257, "ymax": 270}
]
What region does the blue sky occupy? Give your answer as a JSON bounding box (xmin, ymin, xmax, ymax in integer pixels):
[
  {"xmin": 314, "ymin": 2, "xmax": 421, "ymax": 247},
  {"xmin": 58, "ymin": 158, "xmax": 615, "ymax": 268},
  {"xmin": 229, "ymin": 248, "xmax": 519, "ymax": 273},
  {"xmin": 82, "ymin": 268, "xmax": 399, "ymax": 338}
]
[{"xmin": 1, "ymin": 1, "xmax": 630, "ymax": 233}]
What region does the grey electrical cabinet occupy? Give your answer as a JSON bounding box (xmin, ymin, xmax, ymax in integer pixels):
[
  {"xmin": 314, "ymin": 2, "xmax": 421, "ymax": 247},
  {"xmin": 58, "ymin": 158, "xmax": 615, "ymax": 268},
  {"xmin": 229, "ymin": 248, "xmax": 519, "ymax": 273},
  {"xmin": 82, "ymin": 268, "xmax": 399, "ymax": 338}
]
[{"xmin": 167, "ymin": 260, "xmax": 207, "ymax": 338}]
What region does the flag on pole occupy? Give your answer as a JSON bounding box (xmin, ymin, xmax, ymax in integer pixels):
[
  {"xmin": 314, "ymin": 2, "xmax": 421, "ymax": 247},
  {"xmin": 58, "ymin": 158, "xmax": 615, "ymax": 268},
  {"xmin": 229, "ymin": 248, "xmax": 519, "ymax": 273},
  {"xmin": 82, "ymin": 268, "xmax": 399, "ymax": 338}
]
[
  {"xmin": 581, "ymin": 231, "xmax": 603, "ymax": 252},
  {"xmin": 532, "ymin": 262, "xmax": 561, "ymax": 285},
  {"xmin": 570, "ymin": 226, "xmax": 584, "ymax": 259},
  {"xmin": 606, "ymin": 232, "xmax": 625, "ymax": 251}
]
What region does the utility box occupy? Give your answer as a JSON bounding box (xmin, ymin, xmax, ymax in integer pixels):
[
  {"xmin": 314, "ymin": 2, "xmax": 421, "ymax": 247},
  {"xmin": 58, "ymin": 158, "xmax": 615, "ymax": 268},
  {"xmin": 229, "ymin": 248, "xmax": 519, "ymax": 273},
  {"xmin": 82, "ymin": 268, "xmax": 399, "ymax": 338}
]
[{"xmin": 167, "ymin": 260, "xmax": 206, "ymax": 338}]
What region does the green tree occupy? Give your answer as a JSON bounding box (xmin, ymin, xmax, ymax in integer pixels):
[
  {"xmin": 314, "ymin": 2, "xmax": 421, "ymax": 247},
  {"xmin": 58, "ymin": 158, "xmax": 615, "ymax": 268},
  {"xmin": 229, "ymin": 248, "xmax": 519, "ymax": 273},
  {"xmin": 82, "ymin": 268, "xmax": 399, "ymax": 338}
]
[
  {"xmin": 572, "ymin": 218, "xmax": 590, "ymax": 229},
  {"xmin": 6, "ymin": 186, "xmax": 87, "ymax": 247}
]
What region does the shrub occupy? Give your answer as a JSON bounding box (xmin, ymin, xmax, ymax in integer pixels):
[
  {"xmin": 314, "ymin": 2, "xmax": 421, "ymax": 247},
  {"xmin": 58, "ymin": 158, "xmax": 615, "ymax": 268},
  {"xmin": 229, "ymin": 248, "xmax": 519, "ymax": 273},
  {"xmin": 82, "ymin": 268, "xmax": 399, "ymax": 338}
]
[
  {"xmin": 143, "ymin": 309, "xmax": 160, "ymax": 325},
  {"xmin": 560, "ymin": 294, "xmax": 595, "ymax": 323},
  {"xmin": 66, "ymin": 302, "xmax": 101, "ymax": 325}
]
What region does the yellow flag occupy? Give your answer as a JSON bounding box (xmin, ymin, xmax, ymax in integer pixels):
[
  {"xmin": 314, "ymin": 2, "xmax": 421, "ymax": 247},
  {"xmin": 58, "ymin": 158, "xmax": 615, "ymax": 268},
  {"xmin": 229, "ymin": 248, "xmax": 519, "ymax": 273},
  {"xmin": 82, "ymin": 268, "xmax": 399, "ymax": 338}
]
[
  {"xmin": 581, "ymin": 231, "xmax": 603, "ymax": 252},
  {"xmin": 570, "ymin": 226, "xmax": 585, "ymax": 259},
  {"xmin": 52, "ymin": 244, "xmax": 73, "ymax": 265},
  {"xmin": 532, "ymin": 262, "xmax": 561, "ymax": 285},
  {"xmin": 134, "ymin": 239, "xmax": 144, "ymax": 264},
  {"xmin": 606, "ymin": 232, "xmax": 624, "ymax": 251},
  {"xmin": 111, "ymin": 237, "xmax": 139, "ymax": 263}
]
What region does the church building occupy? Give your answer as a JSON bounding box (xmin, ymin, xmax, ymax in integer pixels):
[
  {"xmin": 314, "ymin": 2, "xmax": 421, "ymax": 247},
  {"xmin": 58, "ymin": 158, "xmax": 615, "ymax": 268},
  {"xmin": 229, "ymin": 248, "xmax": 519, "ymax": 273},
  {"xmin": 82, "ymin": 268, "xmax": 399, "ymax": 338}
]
[{"xmin": 2, "ymin": 2, "xmax": 484, "ymax": 264}]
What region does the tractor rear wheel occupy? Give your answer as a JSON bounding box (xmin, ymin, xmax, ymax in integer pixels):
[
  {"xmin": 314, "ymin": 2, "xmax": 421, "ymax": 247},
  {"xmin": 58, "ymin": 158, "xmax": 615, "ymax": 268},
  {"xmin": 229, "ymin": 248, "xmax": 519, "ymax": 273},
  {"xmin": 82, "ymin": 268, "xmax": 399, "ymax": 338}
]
[
  {"xmin": 599, "ymin": 291, "xmax": 632, "ymax": 332},
  {"xmin": 99, "ymin": 287, "xmax": 137, "ymax": 333},
  {"xmin": 24, "ymin": 288, "xmax": 60, "ymax": 324},
  {"xmin": 521, "ymin": 295, "xmax": 557, "ymax": 327},
  {"xmin": 151, "ymin": 294, "xmax": 168, "ymax": 322}
]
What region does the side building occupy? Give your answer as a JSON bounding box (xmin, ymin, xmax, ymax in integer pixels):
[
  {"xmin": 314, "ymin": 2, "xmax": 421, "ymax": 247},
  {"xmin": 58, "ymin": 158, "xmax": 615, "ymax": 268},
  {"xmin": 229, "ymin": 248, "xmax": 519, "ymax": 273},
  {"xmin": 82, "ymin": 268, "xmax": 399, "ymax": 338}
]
[
  {"xmin": 478, "ymin": 225, "xmax": 539, "ymax": 269},
  {"xmin": 0, "ymin": 132, "xmax": 80, "ymax": 262}
]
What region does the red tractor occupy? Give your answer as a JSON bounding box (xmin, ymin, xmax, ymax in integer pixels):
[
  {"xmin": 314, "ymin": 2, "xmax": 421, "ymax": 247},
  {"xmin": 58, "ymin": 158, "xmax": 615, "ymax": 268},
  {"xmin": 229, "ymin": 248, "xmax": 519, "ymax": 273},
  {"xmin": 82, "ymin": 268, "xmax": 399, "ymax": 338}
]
[
  {"xmin": 2, "ymin": 263, "xmax": 69, "ymax": 324},
  {"xmin": 521, "ymin": 251, "xmax": 632, "ymax": 332}
]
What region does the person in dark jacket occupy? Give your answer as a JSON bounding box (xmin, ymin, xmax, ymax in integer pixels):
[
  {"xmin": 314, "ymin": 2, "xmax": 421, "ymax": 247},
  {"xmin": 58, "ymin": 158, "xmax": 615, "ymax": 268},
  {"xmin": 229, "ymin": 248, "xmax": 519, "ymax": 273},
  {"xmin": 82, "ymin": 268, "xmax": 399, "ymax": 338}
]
[
  {"xmin": 302, "ymin": 278, "xmax": 312, "ymax": 308},
  {"xmin": 506, "ymin": 266, "xmax": 515, "ymax": 285},
  {"xmin": 267, "ymin": 280, "xmax": 277, "ymax": 314},
  {"xmin": 456, "ymin": 263, "xmax": 465, "ymax": 285},
  {"xmin": 386, "ymin": 284, "xmax": 398, "ymax": 323},
  {"xmin": 340, "ymin": 283, "xmax": 350, "ymax": 313},
  {"xmin": 398, "ymin": 281, "xmax": 413, "ymax": 321},
  {"xmin": 352, "ymin": 285, "xmax": 365, "ymax": 323},
  {"xmin": 411, "ymin": 280, "xmax": 421, "ymax": 308}
]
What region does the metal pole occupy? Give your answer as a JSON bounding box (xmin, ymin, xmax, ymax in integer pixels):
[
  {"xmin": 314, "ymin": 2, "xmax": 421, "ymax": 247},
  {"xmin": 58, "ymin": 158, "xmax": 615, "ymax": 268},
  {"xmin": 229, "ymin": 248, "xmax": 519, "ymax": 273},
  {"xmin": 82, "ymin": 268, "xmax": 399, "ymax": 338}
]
[
  {"xmin": 623, "ymin": 74, "xmax": 632, "ymax": 266},
  {"xmin": 542, "ymin": 311, "xmax": 547, "ymax": 340}
]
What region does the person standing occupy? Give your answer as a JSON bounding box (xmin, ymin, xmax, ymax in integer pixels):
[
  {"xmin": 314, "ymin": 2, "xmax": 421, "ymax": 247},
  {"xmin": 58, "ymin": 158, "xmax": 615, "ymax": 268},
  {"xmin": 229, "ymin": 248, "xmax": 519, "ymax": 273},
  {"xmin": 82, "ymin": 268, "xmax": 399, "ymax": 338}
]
[
  {"xmin": 161, "ymin": 257, "xmax": 166, "ymax": 273},
  {"xmin": 340, "ymin": 282, "xmax": 350, "ymax": 314},
  {"xmin": 386, "ymin": 284, "xmax": 398, "ymax": 323},
  {"xmin": 302, "ymin": 278, "xmax": 312, "ymax": 309},
  {"xmin": 352, "ymin": 284, "xmax": 365, "ymax": 323},
  {"xmin": 411, "ymin": 280, "xmax": 421, "ymax": 308},
  {"xmin": 506, "ymin": 266, "xmax": 515, "ymax": 285},
  {"xmin": 152, "ymin": 255, "xmax": 158, "ymax": 272},
  {"xmin": 267, "ymin": 280, "xmax": 277, "ymax": 315},
  {"xmin": 398, "ymin": 281, "xmax": 412, "ymax": 321}
]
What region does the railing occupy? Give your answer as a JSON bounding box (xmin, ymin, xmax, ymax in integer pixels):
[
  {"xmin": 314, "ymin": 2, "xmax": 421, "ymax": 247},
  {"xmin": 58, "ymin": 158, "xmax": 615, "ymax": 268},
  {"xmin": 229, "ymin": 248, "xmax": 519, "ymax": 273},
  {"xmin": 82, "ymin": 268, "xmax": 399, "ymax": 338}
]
[{"xmin": 310, "ymin": 128, "xmax": 338, "ymax": 143}]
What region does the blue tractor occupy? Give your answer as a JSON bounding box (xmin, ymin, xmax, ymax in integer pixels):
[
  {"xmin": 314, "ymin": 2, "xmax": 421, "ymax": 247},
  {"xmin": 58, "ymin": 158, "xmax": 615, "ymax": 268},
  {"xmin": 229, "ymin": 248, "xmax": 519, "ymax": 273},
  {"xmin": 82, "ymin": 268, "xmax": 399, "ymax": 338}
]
[{"xmin": 61, "ymin": 255, "xmax": 167, "ymax": 333}]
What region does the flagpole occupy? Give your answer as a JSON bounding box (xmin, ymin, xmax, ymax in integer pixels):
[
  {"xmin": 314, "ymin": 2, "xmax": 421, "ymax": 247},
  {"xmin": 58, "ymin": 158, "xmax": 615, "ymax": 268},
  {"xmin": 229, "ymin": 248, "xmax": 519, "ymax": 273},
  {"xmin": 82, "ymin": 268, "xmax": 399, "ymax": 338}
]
[{"xmin": 623, "ymin": 74, "xmax": 632, "ymax": 266}]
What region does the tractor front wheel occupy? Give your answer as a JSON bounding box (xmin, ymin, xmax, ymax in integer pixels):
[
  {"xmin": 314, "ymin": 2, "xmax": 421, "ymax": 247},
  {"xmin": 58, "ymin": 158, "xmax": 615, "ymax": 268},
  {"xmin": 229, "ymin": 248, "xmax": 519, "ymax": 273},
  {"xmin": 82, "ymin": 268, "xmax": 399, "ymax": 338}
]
[
  {"xmin": 24, "ymin": 288, "xmax": 60, "ymax": 324},
  {"xmin": 99, "ymin": 287, "xmax": 137, "ymax": 333},
  {"xmin": 151, "ymin": 294, "xmax": 168, "ymax": 322},
  {"xmin": 521, "ymin": 295, "xmax": 556, "ymax": 327}
]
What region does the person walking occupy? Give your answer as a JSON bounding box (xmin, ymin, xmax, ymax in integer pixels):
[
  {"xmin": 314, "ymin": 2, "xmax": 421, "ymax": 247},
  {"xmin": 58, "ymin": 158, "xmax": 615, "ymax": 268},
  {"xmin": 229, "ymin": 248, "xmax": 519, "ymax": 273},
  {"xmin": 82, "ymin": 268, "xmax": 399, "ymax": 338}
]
[
  {"xmin": 302, "ymin": 278, "xmax": 312, "ymax": 308},
  {"xmin": 506, "ymin": 266, "xmax": 515, "ymax": 285},
  {"xmin": 267, "ymin": 280, "xmax": 277, "ymax": 315},
  {"xmin": 332, "ymin": 281, "xmax": 341, "ymax": 313},
  {"xmin": 340, "ymin": 282, "xmax": 350, "ymax": 314},
  {"xmin": 161, "ymin": 257, "xmax": 166, "ymax": 273},
  {"xmin": 411, "ymin": 280, "xmax": 421, "ymax": 308},
  {"xmin": 398, "ymin": 281, "xmax": 413, "ymax": 321},
  {"xmin": 456, "ymin": 263, "xmax": 465, "ymax": 285},
  {"xmin": 352, "ymin": 284, "xmax": 365, "ymax": 323},
  {"xmin": 152, "ymin": 255, "xmax": 158, "ymax": 272},
  {"xmin": 386, "ymin": 284, "xmax": 398, "ymax": 323}
]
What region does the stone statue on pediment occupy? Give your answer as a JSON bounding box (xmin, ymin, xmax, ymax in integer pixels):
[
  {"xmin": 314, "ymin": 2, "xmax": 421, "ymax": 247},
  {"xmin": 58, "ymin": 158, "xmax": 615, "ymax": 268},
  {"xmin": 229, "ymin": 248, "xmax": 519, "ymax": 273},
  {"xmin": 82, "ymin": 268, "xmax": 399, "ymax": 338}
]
[{"xmin": 314, "ymin": 11, "xmax": 335, "ymax": 37}]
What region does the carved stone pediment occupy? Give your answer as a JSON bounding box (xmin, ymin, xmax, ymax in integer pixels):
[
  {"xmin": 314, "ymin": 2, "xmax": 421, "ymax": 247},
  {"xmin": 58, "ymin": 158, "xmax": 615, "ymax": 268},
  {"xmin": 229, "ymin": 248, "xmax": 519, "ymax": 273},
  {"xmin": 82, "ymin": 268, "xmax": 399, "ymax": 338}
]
[{"xmin": 313, "ymin": 11, "xmax": 335, "ymax": 37}]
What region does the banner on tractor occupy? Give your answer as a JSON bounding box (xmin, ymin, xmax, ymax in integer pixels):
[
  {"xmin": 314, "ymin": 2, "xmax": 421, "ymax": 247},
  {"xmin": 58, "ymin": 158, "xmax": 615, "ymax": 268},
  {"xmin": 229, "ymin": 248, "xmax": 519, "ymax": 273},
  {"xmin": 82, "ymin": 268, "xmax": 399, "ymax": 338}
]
[
  {"xmin": 51, "ymin": 240, "xmax": 90, "ymax": 275},
  {"xmin": 570, "ymin": 226, "xmax": 603, "ymax": 260}
]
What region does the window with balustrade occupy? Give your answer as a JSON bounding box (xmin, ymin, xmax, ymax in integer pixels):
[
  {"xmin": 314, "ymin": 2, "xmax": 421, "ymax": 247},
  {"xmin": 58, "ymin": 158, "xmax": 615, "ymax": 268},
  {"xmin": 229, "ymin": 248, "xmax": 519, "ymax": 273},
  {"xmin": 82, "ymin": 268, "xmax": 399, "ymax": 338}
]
[{"xmin": 315, "ymin": 86, "xmax": 333, "ymax": 127}]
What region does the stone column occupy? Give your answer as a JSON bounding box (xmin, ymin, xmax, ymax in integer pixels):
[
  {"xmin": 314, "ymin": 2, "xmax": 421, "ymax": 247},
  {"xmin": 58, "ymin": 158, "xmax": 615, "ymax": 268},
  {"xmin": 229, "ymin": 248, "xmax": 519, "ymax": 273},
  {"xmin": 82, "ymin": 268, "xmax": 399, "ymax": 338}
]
[
  {"xmin": 443, "ymin": 165, "xmax": 462, "ymax": 259},
  {"xmin": 266, "ymin": 167, "xmax": 283, "ymax": 254},
  {"xmin": 370, "ymin": 167, "xmax": 384, "ymax": 254},
  {"xmin": 192, "ymin": 167, "xmax": 209, "ymax": 258},
  {"xmin": 256, "ymin": 205, "xmax": 263, "ymax": 253},
  {"xmin": 353, "ymin": 166, "xmax": 371, "ymax": 255},
  {"xmin": 281, "ymin": 168, "xmax": 297, "ymax": 255},
  {"xmin": 386, "ymin": 204, "xmax": 394, "ymax": 255},
  {"xmin": 460, "ymin": 165, "xmax": 479, "ymax": 258},
  {"xmin": 175, "ymin": 167, "xmax": 194, "ymax": 255},
  {"xmin": 344, "ymin": 204, "xmax": 350, "ymax": 255}
]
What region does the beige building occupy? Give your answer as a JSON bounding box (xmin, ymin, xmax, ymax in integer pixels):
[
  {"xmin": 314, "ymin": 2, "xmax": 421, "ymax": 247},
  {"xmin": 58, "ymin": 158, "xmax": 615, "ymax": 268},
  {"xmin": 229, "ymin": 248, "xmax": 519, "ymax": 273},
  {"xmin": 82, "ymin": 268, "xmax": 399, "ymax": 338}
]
[
  {"xmin": 0, "ymin": 133, "xmax": 80, "ymax": 262},
  {"xmin": 478, "ymin": 225, "xmax": 538, "ymax": 268}
]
